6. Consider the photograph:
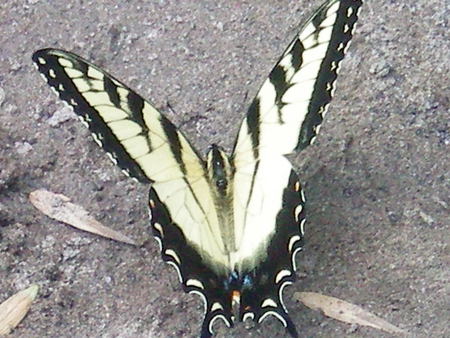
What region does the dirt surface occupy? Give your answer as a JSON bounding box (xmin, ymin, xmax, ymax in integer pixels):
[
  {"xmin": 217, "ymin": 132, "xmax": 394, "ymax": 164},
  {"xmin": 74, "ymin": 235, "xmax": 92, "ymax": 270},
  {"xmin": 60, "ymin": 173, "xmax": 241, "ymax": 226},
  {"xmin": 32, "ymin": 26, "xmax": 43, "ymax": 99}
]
[{"xmin": 0, "ymin": 0, "xmax": 449, "ymax": 337}]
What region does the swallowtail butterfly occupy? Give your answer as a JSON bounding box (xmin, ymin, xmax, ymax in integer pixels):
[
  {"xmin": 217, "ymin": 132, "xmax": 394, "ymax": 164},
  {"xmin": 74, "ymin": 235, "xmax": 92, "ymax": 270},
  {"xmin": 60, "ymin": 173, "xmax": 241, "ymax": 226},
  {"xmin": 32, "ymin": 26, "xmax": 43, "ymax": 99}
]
[{"xmin": 33, "ymin": 0, "xmax": 362, "ymax": 336}]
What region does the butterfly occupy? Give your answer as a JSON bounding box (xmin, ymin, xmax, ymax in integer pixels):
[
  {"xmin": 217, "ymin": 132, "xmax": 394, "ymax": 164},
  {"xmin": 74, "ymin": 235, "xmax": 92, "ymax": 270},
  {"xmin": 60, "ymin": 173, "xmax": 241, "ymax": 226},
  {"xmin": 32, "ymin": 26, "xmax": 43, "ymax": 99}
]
[{"xmin": 33, "ymin": 0, "xmax": 362, "ymax": 336}]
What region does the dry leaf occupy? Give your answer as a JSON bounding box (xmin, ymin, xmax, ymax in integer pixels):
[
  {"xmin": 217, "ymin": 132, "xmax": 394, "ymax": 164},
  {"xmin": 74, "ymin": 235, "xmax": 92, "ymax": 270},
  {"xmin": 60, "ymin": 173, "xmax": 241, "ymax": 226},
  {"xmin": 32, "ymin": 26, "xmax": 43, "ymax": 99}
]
[
  {"xmin": 295, "ymin": 292, "xmax": 406, "ymax": 335},
  {"xmin": 29, "ymin": 189, "xmax": 137, "ymax": 245},
  {"xmin": 0, "ymin": 284, "xmax": 39, "ymax": 335}
]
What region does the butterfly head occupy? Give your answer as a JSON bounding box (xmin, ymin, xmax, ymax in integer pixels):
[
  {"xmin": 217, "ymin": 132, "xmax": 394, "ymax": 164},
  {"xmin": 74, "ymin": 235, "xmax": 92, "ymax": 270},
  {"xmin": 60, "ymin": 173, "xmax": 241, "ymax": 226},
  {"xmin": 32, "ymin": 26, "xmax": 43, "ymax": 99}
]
[{"xmin": 206, "ymin": 144, "xmax": 232, "ymax": 195}]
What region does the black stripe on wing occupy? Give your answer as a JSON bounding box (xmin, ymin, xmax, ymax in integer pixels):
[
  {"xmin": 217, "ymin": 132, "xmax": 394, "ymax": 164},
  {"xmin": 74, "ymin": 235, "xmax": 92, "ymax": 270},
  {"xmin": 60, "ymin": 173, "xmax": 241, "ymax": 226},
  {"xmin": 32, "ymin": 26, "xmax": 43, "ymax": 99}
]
[
  {"xmin": 148, "ymin": 188, "xmax": 233, "ymax": 338},
  {"xmin": 239, "ymin": 170, "xmax": 305, "ymax": 338},
  {"xmin": 160, "ymin": 114, "xmax": 186, "ymax": 175},
  {"xmin": 33, "ymin": 49, "xmax": 156, "ymax": 183},
  {"xmin": 296, "ymin": 0, "xmax": 362, "ymax": 150},
  {"xmin": 233, "ymin": 0, "xmax": 362, "ymax": 162},
  {"xmin": 244, "ymin": 99, "xmax": 261, "ymax": 162}
]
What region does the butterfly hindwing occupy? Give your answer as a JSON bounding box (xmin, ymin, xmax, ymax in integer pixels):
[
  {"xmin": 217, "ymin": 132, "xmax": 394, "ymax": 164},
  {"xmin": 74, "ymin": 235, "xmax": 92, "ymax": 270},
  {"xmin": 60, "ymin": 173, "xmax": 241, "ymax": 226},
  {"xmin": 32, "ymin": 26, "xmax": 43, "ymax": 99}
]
[
  {"xmin": 148, "ymin": 187, "xmax": 234, "ymax": 337},
  {"xmin": 238, "ymin": 169, "xmax": 305, "ymax": 338}
]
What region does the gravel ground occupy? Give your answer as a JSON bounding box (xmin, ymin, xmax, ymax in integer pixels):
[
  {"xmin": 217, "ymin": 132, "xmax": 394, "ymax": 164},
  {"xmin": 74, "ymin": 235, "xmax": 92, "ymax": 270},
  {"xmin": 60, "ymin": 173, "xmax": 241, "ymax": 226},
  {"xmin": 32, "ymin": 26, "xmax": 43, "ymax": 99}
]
[{"xmin": 0, "ymin": 0, "xmax": 449, "ymax": 337}]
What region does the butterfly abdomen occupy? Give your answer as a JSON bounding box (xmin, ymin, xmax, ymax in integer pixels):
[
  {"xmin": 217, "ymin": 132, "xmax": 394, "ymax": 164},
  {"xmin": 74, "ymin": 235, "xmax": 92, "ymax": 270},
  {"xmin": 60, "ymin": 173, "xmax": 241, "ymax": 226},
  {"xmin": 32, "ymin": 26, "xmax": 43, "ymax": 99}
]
[{"xmin": 206, "ymin": 144, "xmax": 238, "ymax": 255}]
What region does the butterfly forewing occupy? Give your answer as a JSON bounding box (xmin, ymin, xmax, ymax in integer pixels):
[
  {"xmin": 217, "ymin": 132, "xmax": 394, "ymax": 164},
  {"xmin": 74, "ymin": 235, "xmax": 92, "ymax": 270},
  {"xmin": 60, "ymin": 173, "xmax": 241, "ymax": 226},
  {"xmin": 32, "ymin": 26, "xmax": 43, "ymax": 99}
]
[
  {"xmin": 34, "ymin": 49, "xmax": 198, "ymax": 182},
  {"xmin": 233, "ymin": 0, "xmax": 362, "ymax": 164}
]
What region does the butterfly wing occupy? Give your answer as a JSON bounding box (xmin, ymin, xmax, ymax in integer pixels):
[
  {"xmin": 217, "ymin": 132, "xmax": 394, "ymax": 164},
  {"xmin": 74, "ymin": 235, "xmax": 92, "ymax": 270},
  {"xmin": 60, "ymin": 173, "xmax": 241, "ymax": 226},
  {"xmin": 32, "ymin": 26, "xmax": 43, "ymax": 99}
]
[
  {"xmin": 231, "ymin": 0, "xmax": 362, "ymax": 334},
  {"xmin": 33, "ymin": 48, "xmax": 233, "ymax": 330},
  {"xmin": 233, "ymin": 0, "xmax": 362, "ymax": 162}
]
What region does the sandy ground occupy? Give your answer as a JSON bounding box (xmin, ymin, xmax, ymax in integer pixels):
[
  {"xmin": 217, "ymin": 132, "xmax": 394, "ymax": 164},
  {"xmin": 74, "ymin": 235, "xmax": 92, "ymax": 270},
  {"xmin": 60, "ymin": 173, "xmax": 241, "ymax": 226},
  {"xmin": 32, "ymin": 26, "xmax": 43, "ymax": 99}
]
[{"xmin": 0, "ymin": 0, "xmax": 449, "ymax": 337}]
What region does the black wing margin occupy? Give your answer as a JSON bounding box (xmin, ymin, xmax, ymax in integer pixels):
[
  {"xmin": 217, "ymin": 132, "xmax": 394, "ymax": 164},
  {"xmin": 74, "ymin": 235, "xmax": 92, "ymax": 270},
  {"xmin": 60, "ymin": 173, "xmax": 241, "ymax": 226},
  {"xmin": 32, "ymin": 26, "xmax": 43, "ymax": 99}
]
[
  {"xmin": 296, "ymin": 0, "xmax": 362, "ymax": 150},
  {"xmin": 33, "ymin": 49, "xmax": 153, "ymax": 183},
  {"xmin": 33, "ymin": 49, "xmax": 209, "ymax": 185},
  {"xmin": 233, "ymin": 0, "xmax": 363, "ymax": 164}
]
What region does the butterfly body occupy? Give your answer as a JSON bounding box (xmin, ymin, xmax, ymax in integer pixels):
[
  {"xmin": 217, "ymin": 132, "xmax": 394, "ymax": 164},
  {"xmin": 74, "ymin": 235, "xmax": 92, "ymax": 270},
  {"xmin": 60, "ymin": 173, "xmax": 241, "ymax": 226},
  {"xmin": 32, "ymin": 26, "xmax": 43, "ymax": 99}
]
[{"xmin": 33, "ymin": 0, "xmax": 362, "ymax": 336}]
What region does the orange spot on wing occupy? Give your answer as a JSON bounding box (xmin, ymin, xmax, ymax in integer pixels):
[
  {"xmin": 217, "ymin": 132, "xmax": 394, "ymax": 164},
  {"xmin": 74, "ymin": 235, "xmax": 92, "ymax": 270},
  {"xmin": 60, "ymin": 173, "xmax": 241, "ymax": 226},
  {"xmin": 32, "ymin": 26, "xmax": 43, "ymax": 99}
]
[{"xmin": 232, "ymin": 290, "xmax": 241, "ymax": 305}]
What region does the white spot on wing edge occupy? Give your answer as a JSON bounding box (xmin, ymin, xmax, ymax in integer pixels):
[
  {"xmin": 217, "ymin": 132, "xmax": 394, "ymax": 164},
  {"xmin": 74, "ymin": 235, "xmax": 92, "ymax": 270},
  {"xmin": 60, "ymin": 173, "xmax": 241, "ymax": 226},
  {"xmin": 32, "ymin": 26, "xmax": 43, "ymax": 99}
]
[
  {"xmin": 344, "ymin": 24, "xmax": 350, "ymax": 33},
  {"xmin": 258, "ymin": 310, "xmax": 288, "ymax": 328},
  {"xmin": 153, "ymin": 222, "xmax": 163, "ymax": 236},
  {"xmin": 242, "ymin": 312, "xmax": 255, "ymax": 322},
  {"xmin": 300, "ymin": 218, "xmax": 306, "ymax": 236},
  {"xmin": 288, "ymin": 235, "xmax": 301, "ymax": 252},
  {"xmin": 209, "ymin": 314, "xmax": 231, "ymax": 336},
  {"xmin": 49, "ymin": 85, "xmax": 60, "ymax": 97},
  {"xmin": 189, "ymin": 289, "xmax": 207, "ymax": 314},
  {"xmin": 106, "ymin": 152, "xmax": 118, "ymax": 165},
  {"xmin": 300, "ymin": 188, "xmax": 306, "ymax": 202},
  {"xmin": 261, "ymin": 298, "xmax": 277, "ymax": 308},
  {"xmin": 331, "ymin": 60, "xmax": 338, "ymax": 71},
  {"xmin": 37, "ymin": 56, "xmax": 46, "ymax": 64},
  {"xmin": 37, "ymin": 72, "xmax": 48, "ymax": 84},
  {"xmin": 211, "ymin": 302, "xmax": 224, "ymax": 312},
  {"xmin": 77, "ymin": 115, "xmax": 89, "ymax": 128},
  {"xmin": 294, "ymin": 205, "xmax": 303, "ymax": 221},
  {"xmin": 186, "ymin": 278, "xmax": 204, "ymax": 290},
  {"xmin": 292, "ymin": 247, "xmax": 303, "ymax": 271},
  {"xmin": 275, "ymin": 269, "xmax": 292, "ymax": 284},
  {"xmin": 165, "ymin": 248, "xmax": 181, "ymax": 265},
  {"xmin": 347, "ymin": 7, "xmax": 354, "ymax": 17},
  {"xmin": 147, "ymin": 206, "xmax": 152, "ymax": 222},
  {"xmin": 355, "ymin": 4, "xmax": 363, "ymax": 17},
  {"xmin": 278, "ymin": 280, "xmax": 293, "ymax": 313},
  {"xmin": 314, "ymin": 124, "xmax": 322, "ymax": 135},
  {"xmin": 343, "ymin": 40, "xmax": 353, "ymax": 54},
  {"xmin": 166, "ymin": 260, "xmax": 182, "ymax": 283},
  {"xmin": 153, "ymin": 235, "xmax": 162, "ymax": 252}
]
